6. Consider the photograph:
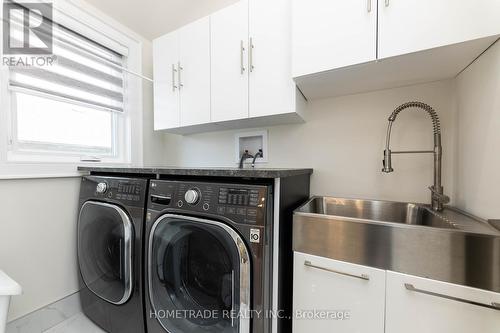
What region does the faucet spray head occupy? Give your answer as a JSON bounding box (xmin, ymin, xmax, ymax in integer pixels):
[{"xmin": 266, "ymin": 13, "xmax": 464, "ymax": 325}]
[{"xmin": 382, "ymin": 149, "xmax": 394, "ymax": 173}]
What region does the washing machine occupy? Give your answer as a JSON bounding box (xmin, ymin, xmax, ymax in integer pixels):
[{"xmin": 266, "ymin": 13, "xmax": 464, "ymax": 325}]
[
  {"xmin": 77, "ymin": 176, "xmax": 147, "ymax": 333},
  {"xmin": 145, "ymin": 179, "xmax": 274, "ymax": 333}
]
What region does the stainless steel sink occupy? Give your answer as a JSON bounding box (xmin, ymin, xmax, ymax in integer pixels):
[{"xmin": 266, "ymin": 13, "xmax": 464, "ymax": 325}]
[
  {"xmin": 294, "ymin": 197, "xmax": 500, "ymax": 293},
  {"xmin": 299, "ymin": 197, "xmax": 500, "ymax": 233}
]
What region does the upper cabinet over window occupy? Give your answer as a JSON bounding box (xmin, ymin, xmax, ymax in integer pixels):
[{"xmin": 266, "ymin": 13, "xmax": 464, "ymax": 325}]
[
  {"xmin": 153, "ymin": 31, "xmax": 180, "ymax": 130},
  {"xmin": 178, "ymin": 17, "xmax": 211, "ymax": 127},
  {"xmin": 293, "ymin": 0, "xmax": 500, "ymax": 100},
  {"xmin": 153, "ymin": 0, "xmax": 305, "ymax": 135},
  {"xmin": 153, "ymin": 17, "xmax": 210, "ymax": 130}
]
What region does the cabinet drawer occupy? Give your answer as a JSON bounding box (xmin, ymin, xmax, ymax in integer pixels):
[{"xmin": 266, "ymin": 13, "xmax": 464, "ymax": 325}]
[
  {"xmin": 293, "ymin": 252, "xmax": 385, "ymax": 333},
  {"xmin": 386, "ymin": 271, "xmax": 500, "ymax": 333}
]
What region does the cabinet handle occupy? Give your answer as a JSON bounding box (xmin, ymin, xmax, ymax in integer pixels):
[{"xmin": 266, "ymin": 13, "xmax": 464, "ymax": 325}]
[
  {"xmin": 177, "ymin": 62, "xmax": 183, "ymax": 89},
  {"xmin": 385, "ymin": 0, "xmax": 390, "ymax": 7},
  {"xmin": 304, "ymin": 260, "xmax": 370, "ymax": 281},
  {"xmin": 240, "ymin": 40, "xmax": 246, "ymax": 74},
  {"xmin": 171, "ymin": 64, "xmax": 178, "ymax": 91},
  {"xmin": 404, "ymin": 283, "xmax": 500, "ymax": 311},
  {"xmin": 249, "ymin": 37, "xmax": 254, "ymax": 72},
  {"xmin": 367, "ymin": 0, "xmax": 372, "ymax": 12}
]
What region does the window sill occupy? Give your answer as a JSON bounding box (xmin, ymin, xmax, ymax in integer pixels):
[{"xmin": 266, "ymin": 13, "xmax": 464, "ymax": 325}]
[
  {"xmin": 0, "ymin": 162, "xmax": 133, "ymax": 180},
  {"xmin": 0, "ymin": 172, "xmax": 84, "ymax": 180}
]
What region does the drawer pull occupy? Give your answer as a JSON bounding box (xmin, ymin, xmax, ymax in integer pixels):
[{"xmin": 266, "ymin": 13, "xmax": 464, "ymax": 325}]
[
  {"xmin": 405, "ymin": 284, "xmax": 500, "ymax": 311},
  {"xmin": 304, "ymin": 260, "xmax": 370, "ymax": 281}
]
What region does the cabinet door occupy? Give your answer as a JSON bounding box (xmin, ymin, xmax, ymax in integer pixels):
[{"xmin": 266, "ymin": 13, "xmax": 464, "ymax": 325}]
[
  {"xmin": 249, "ymin": 0, "xmax": 296, "ymax": 118},
  {"xmin": 386, "ymin": 271, "xmax": 500, "ymax": 333},
  {"xmin": 293, "ymin": 252, "xmax": 386, "ymax": 333},
  {"xmin": 211, "ymin": 0, "xmax": 249, "ymax": 122},
  {"xmin": 178, "ymin": 17, "xmax": 211, "ymax": 127},
  {"xmin": 292, "ymin": 0, "xmax": 377, "ymax": 78},
  {"xmin": 378, "ymin": 0, "xmax": 500, "ymax": 59},
  {"xmin": 153, "ymin": 31, "xmax": 180, "ymax": 130}
]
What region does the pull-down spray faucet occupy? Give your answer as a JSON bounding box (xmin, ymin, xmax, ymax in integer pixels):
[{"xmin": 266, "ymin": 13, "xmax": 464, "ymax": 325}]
[{"xmin": 382, "ymin": 101, "xmax": 450, "ymax": 211}]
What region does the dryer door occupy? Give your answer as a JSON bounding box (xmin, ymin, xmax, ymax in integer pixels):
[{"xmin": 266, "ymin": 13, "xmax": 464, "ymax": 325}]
[
  {"xmin": 148, "ymin": 214, "xmax": 251, "ymax": 333},
  {"xmin": 78, "ymin": 201, "xmax": 133, "ymax": 305}
]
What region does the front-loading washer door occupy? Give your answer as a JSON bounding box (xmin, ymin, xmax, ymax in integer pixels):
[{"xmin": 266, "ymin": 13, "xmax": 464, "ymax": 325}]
[
  {"xmin": 78, "ymin": 201, "xmax": 133, "ymax": 305},
  {"xmin": 148, "ymin": 214, "xmax": 251, "ymax": 333}
]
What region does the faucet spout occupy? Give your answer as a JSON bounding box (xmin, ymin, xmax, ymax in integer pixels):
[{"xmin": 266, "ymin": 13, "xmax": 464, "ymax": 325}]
[
  {"xmin": 382, "ymin": 102, "xmax": 449, "ymax": 211},
  {"xmin": 239, "ymin": 150, "xmax": 254, "ymax": 169},
  {"xmin": 251, "ymin": 149, "xmax": 263, "ymax": 168}
]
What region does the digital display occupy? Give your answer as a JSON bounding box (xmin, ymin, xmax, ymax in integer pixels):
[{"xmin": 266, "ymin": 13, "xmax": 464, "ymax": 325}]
[
  {"xmin": 219, "ymin": 188, "xmax": 259, "ymax": 206},
  {"xmin": 118, "ymin": 183, "xmax": 140, "ymax": 195}
]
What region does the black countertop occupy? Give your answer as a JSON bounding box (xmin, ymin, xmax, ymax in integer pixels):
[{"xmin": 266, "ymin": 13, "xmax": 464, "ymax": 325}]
[{"xmin": 77, "ymin": 166, "xmax": 313, "ymax": 179}]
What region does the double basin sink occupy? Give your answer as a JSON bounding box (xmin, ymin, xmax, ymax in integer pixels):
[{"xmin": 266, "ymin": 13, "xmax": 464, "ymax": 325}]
[{"xmin": 293, "ymin": 197, "xmax": 500, "ymax": 293}]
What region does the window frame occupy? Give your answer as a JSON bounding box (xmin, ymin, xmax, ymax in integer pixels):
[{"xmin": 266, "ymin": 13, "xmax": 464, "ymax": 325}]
[
  {"xmin": 0, "ymin": 0, "xmax": 144, "ymax": 178},
  {"xmin": 9, "ymin": 90, "xmax": 122, "ymax": 160}
]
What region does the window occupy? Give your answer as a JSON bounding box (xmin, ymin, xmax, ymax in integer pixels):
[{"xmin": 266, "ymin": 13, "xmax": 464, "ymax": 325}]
[
  {"xmin": 14, "ymin": 93, "xmax": 115, "ymax": 155},
  {"xmin": 1, "ymin": 1, "xmax": 140, "ymax": 167}
]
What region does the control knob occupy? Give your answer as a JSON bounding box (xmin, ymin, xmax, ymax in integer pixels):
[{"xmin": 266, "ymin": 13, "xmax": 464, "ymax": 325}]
[
  {"xmin": 96, "ymin": 182, "xmax": 108, "ymax": 194},
  {"xmin": 184, "ymin": 189, "xmax": 200, "ymax": 205}
]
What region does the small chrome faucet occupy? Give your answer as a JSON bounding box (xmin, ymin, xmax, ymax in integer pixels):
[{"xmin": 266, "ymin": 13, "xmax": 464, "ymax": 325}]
[
  {"xmin": 251, "ymin": 149, "xmax": 263, "ymax": 168},
  {"xmin": 239, "ymin": 150, "xmax": 254, "ymax": 169},
  {"xmin": 382, "ymin": 101, "xmax": 450, "ymax": 211}
]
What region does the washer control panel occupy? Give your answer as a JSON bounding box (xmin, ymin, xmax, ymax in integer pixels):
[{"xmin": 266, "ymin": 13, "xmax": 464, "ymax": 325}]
[
  {"xmin": 83, "ymin": 176, "xmax": 147, "ymax": 207},
  {"xmin": 148, "ymin": 180, "xmax": 269, "ymax": 226}
]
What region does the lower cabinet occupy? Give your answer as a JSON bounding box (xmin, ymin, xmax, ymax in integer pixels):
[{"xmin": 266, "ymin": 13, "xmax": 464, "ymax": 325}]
[
  {"xmin": 293, "ymin": 252, "xmax": 500, "ymax": 333},
  {"xmin": 386, "ymin": 271, "xmax": 500, "ymax": 333},
  {"xmin": 293, "ymin": 252, "xmax": 386, "ymax": 333}
]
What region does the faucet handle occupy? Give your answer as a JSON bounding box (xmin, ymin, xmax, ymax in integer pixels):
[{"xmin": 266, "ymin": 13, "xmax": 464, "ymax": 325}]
[
  {"xmin": 428, "ymin": 186, "xmax": 450, "ymax": 204},
  {"xmin": 382, "ymin": 150, "xmax": 394, "ymax": 173}
]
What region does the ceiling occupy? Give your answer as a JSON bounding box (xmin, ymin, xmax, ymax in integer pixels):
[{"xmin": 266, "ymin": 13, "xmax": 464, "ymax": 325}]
[{"xmin": 84, "ymin": 0, "xmax": 238, "ymax": 40}]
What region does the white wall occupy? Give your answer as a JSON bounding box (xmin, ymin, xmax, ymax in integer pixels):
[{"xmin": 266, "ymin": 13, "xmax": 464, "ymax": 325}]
[
  {"xmin": 163, "ymin": 80, "xmax": 457, "ymax": 204},
  {"xmin": 0, "ymin": 178, "xmax": 81, "ymax": 321},
  {"xmin": 142, "ymin": 39, "xmax": 165, "ymax": 166},
  {"xmin": 455, "ymin": 41, "xmax": 500, "ymax": 220}
]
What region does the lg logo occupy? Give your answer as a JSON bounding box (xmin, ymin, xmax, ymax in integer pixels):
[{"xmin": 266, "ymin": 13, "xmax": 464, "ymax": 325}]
[
  {"xmin": 250, "ymin": 229, "xmax": 260, "ymax": 243},
  {"xmin": 3, "ymin": 1, "xmax": 53, "ymax": 55}
]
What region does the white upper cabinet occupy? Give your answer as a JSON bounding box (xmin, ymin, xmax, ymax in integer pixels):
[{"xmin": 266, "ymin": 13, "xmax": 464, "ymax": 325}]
[
  {"xmin": 249, "ymin": 0, "xmax": 296, "ymax": 117},
  {"xmin": 378, "ymin": 0, "xmax": 500, "ymax": 59},
  {"xmin": 153, "ymin": 31, "xmax": 180, "ymax": 130},
  {"xmin": 178, "ymin": 17, "xmax": 211, "ymax": 127},
  {"xmin": 386, "ymin": 271, "xmax": 500, "ymax": 333},
  {"xmin": 293, "ymin": 0, "xmax": 500, "ymax": 100},
  {"xmin": 293, "ymin": 252, "xmax": 386, "ymax": 333},
  {"xmin": 211, "ymin": 0, "xmax": 249, "ymax": 122},
  {"xmin": 153, "ymin": 17, "xmax": 210, "ymax": 130},
  {"xmin": 153, "ymin": 0, "xmax": 305, "ymax": 134},
  {"xmin": 292, "ymin": 0, "xmax": 377, "ymax": 78}
]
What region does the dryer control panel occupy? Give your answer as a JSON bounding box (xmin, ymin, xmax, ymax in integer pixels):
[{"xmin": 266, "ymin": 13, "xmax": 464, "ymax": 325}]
[{"xmin": 148, "ymin": 180, "xmax": 270, "ymax": 226}]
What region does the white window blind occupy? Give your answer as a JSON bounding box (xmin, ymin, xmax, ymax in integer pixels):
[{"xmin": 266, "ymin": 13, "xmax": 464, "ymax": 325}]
[{"xmin": 7, "ymin": 4, "xmax": 125, "ymax": 112}]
